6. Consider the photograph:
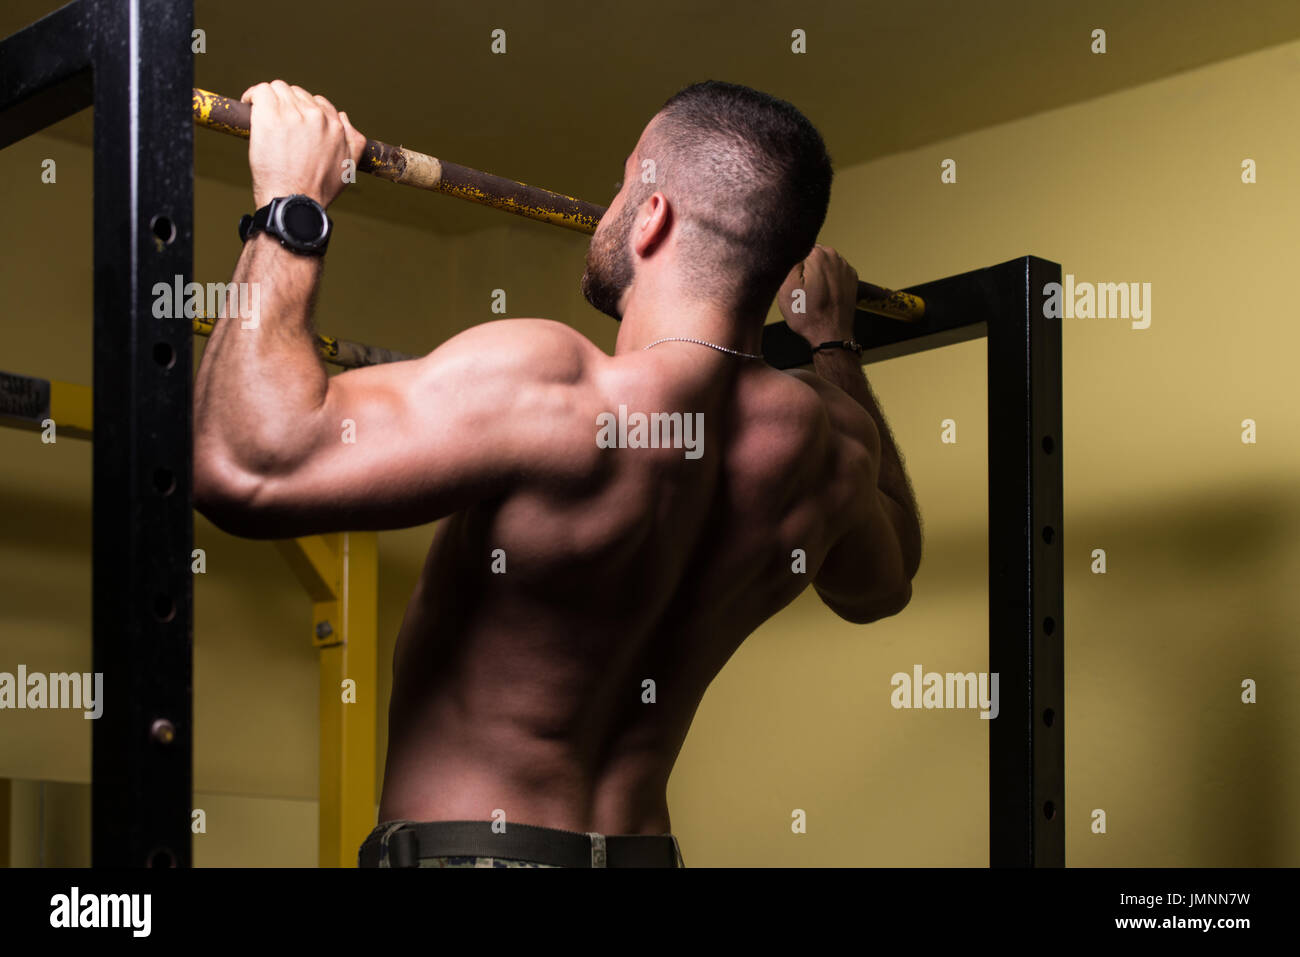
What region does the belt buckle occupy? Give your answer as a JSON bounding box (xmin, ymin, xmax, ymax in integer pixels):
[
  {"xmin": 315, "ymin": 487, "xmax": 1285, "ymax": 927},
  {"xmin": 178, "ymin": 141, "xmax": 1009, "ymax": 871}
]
[
  {"xmin": 586, "ymin": 832, "xmax": 607, "ymax": 868},
  {"xmin": 386, "ymin": 824, "xmax": 419, "ymax": 868}
]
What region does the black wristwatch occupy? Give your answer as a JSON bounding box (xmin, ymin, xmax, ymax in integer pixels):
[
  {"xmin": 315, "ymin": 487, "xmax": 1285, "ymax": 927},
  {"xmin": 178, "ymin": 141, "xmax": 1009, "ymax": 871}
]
[
  {"xmin": 812, "ymin": 339, "xmax": 864, "ymax": 356},
  {"xmin": 239, "ymin": 194, "xmax": 332, "ymax": 255}
]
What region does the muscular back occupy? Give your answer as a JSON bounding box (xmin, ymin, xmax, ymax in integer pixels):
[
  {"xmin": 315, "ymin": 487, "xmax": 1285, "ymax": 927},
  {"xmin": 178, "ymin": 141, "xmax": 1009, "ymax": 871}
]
[
  {"xmin": 182, "ymin": 80, "xmax": 915, "ymax": 846},
  {"xmin": 379, "ymin": 322, "xmax": 884, "ymax": 834}
]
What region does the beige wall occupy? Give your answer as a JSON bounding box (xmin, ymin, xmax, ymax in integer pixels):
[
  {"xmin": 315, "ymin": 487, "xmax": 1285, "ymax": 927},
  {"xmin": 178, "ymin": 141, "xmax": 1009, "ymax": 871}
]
[{"xmin": 3, "ymin": 39, "xmax": 1298, "ymax": 866}]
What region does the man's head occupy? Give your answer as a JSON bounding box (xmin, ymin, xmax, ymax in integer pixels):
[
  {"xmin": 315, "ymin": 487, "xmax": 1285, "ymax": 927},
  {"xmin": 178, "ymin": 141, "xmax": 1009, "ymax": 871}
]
[{"xmin": 580, "ymin": 80, "xmax": 833, "ymax": 322}]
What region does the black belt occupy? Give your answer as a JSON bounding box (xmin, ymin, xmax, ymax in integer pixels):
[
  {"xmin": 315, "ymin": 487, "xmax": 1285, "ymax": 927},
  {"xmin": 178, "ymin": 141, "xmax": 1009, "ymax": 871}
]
[{"xmin": 359, "ymin": 820, "xmax": 683, "ymax": 868}]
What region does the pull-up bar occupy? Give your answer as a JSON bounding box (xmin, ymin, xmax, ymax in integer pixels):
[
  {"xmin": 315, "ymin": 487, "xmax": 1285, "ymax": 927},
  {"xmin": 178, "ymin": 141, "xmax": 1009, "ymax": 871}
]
[
  {"xmin": 191, "ymin": 87, "xmax": 926, "ymax": 368},
  {"xmin": 192, "ymin": 87, "xmax": 606, "ymax": 235}
]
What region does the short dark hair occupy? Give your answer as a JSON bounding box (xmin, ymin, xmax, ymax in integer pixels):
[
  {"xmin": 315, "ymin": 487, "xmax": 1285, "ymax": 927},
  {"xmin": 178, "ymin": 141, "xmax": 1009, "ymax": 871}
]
[{"xmin": 637, "ymin": 80, "xmax": 833, "ymax": 317}]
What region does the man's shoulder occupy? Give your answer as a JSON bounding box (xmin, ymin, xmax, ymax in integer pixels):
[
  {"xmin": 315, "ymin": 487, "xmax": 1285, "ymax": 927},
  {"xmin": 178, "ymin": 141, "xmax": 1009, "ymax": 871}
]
[
  {"xmin": 432, "ymin": 318, "xmax": 603, "ymax": 384},
  {"xmin": 770, "ymin": 366, "xmax": 877, "ymax": 465},
  {"xmin": 759, "ymin": 366, "xmax": 838, "ymax": 429},
  {"xmin": 443, "ymin": 316, "xmax": 596, "ymax": 353}
]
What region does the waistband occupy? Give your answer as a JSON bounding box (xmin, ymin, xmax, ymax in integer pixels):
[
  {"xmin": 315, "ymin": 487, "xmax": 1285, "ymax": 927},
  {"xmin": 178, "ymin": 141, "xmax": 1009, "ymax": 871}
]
[{"xmin": 359, "ymin": 819, "xmax": 684, "ymax": 868}]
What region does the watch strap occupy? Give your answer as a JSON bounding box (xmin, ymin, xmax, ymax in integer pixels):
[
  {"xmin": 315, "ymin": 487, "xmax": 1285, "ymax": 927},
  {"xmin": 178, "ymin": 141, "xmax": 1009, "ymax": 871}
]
[
  {"xmin": 812, "ymin": 339, "xmax": 864, "ymax": 356},
  {"xmin": 238, "ymin": 205, "xmax": 271, "ymax": 244}
]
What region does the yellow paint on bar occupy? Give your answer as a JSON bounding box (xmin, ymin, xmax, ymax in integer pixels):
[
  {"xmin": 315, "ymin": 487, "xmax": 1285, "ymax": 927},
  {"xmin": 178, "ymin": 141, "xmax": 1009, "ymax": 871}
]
[
  {"xmin": 49, "ymin": 379, "xmax": 93, "ymax": 441},
  {"xmin": 0, "ymin": 377, "xmax": 93, "ymax": 442},
  {"xmin": 858, "ymin": 291, "xmax": 925, "ymax": 322},
  {"xmin": 191, "ymin": 88, "xmax": 250, "ymax": 139},
  {"xmin": 437, "ymin": 184, "xmax": 601, "ymax": 234}
]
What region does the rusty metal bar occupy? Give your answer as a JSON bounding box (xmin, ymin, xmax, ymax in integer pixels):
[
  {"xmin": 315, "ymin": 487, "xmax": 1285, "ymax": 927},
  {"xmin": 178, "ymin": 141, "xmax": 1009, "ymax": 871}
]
[
  {"xmin": 192, "ymin": 87, "xmax": 924, "ymax": 322},
  {"xmin": 192, "ymin": 88, "xmax": 603, "ymax": 234}
]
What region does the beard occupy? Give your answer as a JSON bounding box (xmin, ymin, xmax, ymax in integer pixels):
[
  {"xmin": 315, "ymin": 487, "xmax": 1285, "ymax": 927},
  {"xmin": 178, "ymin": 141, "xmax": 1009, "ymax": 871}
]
[{"xmin": 579, "ymin": 197, "xmax": 637, "ymax": 321}]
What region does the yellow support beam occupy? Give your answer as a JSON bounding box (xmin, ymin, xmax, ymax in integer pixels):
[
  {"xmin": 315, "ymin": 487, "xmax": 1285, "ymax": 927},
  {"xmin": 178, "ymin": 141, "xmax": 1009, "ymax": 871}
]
[
  {"xmin": 310, "ymin": 532, "xmax": 378, "ymax": 868},
  {"xmin": 0, "ymin": 372, "xmax": 92, "ymax": 441},
  {"xmin": 50, "ymin": 379, "xmax": 93, "ymax": 441},
  {"xmin": 273, "ymin": 535, "xmax": 339, "ymax": 603},
  {"xmin": 275, "ymin": 533, "xmax": 380, "ymax": 866},
  {"xmin": 278, "ymin": 533, "xmax": 379, "ymax": 867}
]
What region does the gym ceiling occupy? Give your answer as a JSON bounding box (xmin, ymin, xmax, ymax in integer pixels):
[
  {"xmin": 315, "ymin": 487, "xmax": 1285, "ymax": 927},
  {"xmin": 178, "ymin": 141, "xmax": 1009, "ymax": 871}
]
[{"xmin": 4, "ymin": 0, "xmax": 1299, "ymax": 236}]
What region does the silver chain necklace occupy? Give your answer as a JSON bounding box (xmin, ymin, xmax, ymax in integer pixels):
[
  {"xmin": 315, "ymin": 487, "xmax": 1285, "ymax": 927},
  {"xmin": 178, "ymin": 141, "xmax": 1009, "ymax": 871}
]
[{"xmin": 642, "ymin": 336, "xmax": 764, "ymax": 360}]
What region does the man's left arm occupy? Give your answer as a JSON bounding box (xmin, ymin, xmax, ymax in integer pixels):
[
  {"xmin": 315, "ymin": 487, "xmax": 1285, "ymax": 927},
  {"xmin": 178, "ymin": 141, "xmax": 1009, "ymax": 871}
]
[
  {"xmin": 193, "ymin": 81, "xmax": 594, "ymax": 538},
  {"xmin": 193, "ymin": 228, "xmax": 328, "ymax": 489},
  {"xmin": 193, "ymin": 78, "xmax": 365, "ymax": 531}
]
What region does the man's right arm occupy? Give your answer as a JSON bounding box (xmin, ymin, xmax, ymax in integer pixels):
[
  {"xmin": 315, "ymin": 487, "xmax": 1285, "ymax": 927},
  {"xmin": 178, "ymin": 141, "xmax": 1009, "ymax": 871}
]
[
  {"xmin": 778, "ymin": 245, "xmax": 922, "ymax": 622},
  {"xmin": 803, "ymin": 354, "xmax": 922, "ymax": 622}
]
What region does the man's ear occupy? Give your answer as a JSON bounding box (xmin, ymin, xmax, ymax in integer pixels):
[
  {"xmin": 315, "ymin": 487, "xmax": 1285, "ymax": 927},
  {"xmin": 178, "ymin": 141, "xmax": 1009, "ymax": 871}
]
[{"xmin": 631, "ymin": 192, "xmax": 672, "ymax": 259}]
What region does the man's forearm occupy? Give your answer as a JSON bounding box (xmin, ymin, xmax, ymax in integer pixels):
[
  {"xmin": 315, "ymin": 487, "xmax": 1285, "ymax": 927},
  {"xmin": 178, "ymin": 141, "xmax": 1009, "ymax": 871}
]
[
  {"xmin": 193, "ymin": 234, "xmax": 329, "ymax": 470},
  {"xmin": 811, "ymin": 348, "xmax": 922, "ymax": 572}
]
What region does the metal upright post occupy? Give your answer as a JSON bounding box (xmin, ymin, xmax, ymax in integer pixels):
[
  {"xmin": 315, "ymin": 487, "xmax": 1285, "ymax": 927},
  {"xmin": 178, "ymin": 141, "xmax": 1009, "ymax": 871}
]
[
  {"xmin": 986, "ymin": 257, "xmax": 1065, "ymax": 866},
  {"xmin": 88, "ymin": 0, "xmax": 195, "ymax": 867},
  {"xmin": 1, "ymin": 0, "xmax": 195, "ymax": 867}
]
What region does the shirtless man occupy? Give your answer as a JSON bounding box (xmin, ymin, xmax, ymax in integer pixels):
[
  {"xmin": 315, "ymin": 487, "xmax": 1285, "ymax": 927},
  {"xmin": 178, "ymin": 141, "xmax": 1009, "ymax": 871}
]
[{"xmin": 194, "ymin": 79, "xmax": 922, "ymax": 868}]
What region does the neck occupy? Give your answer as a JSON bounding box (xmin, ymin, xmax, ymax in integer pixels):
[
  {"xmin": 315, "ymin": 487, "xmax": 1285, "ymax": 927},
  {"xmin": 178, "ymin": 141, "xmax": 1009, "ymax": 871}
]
[{"xmin": 613, "ymin": 283, "xmax": 764, "ymax": 357}]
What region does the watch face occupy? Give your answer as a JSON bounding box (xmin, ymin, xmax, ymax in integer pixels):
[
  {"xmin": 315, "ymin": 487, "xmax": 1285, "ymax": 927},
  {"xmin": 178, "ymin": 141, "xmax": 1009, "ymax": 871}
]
[{"xmin": 281, "ymin": 198, "xmax": 327, "ymax": 244}]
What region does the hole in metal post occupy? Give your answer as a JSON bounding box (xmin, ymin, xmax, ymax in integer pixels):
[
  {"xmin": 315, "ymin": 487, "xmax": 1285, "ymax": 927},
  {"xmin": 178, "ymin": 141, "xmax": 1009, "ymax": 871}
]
[
  {"xmin": 153, "ymin": 594, "xmax": 176, "ymax": 622},
  {"xmin": 150, "ymin": 718, "xmax": 176, "ymax": 744},
  {"xmin": 147, "ymin": 847, "xmax": 177, "ymax": 867},
  {"xmin": 150, "ymin": 214, "xmax": 176, "ymax": 245},
  {"xmin": 153, "ymin": 468, "xmax": 175, "ymax": 496}
]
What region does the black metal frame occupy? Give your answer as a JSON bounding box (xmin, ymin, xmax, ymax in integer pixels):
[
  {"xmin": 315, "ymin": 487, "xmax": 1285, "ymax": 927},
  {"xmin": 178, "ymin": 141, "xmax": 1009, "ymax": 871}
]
[
  {"xmin": 0, "ymin": 0, "xmax": 194, "ymax": 867},
  {"xmin": 2, "ymin": 0, "xmax": 1060, "ymax": 868},
  {"xmin": 768, "ymin": 255, "xmax": 1066, "ymax": 866}
]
